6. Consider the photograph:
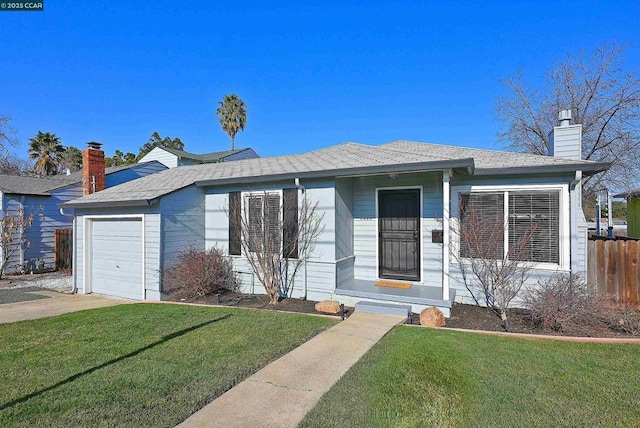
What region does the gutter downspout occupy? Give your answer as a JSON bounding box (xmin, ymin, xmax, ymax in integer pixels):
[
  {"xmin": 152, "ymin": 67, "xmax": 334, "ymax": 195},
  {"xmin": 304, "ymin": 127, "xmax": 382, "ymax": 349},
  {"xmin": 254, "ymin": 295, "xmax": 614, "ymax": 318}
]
[
  {"xmin": 570, "ymin": 171, "xmax": 582, "ymax": 273},
  {"xmin": 19, "ymin": 196, "xmax": 25, "ymax": 272},
  {"xmin": 294, "ymin": 178, "xmax": 307, "ymax": 300},
  {"xmin": 60, "ymin": 208, "xmax": 77, "ymax": 294}
]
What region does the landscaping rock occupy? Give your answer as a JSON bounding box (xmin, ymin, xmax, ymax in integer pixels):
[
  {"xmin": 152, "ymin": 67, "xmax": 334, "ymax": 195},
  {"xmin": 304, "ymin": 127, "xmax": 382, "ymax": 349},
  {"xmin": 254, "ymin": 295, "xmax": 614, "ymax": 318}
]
[
  {"xmin": 315, "ymin": 300, "xmax": 341, "ymax": 314},
  {"xmin": 420, "ymin": 307, "xmax": 445, "ymax": 327}
]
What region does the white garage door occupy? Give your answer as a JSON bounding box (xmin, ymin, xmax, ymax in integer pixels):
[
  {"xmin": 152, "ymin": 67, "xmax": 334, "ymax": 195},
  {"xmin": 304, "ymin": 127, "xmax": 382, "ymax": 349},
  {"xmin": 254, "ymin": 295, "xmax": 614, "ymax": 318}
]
[{"xmin": 90, "ymin": 219, "xmax": 143, "ymax": 300}]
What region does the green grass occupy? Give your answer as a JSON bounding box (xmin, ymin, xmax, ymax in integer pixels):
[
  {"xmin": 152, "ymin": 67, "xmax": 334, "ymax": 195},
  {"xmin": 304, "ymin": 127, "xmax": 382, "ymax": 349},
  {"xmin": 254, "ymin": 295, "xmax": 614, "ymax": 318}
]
[
  {"xmin": 0, "ymin": 303, "xmax": 336, "ymax": 427},
  {"xmin": 301, "ymin": 327, "xmax": 640, "ymax": 428}
]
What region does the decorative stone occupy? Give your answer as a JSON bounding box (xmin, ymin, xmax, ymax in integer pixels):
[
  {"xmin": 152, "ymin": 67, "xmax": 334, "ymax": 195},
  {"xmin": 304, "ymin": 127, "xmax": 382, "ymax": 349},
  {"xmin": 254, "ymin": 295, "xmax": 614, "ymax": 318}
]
[
  {"xmin": 420, "ymin": 307, "xmax": 445, "ymax": 327},
  {"xmin": 315, "ymin": 300, "xmax": 341, "ymax": 314}
]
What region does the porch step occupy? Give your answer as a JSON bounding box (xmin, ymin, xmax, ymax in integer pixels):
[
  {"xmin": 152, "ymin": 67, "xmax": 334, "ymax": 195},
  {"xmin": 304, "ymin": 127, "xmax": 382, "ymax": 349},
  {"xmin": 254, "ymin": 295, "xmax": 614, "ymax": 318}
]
[{"xmin": 355, "ymin": 301, "xmax": 412, "ymax": 318}]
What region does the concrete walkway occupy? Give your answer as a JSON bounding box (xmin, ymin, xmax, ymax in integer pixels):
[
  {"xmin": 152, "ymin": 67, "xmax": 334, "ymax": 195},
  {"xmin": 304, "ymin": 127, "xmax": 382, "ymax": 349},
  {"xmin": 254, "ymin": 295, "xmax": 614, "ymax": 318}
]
[
  {"xmin": 178, "ymin": 311, "xmax": 406, "ymax": 428},
  {"xmin": 0, "ymin": 291, "xmax": 127, "ymax": 324}
]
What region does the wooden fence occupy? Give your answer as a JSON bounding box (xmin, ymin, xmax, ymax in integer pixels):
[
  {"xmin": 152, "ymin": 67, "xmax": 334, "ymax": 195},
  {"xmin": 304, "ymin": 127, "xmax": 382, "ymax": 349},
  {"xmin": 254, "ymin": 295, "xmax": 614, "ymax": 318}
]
[
  {"xmin": 55, "ymin": 228, "xmax": 73, "ymax": 273},
  {"xmin": 588, "ymin": 236, "xmax": 640, "ymax": 304}
]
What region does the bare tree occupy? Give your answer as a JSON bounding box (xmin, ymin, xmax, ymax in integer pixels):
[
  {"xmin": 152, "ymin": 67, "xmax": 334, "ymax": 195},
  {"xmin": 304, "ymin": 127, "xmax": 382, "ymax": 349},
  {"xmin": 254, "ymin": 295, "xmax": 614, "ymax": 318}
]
[
  {"xmin": 0, "ymin": 115, "xmax": 18, "ymax": 158},
  {"xmin": 496, "ymin": 42, "xmax": 640, "ymax": 193},
  {"xmin": 450, "ymin": 196, "xmax": 536, "ymax": 331},
  {"xmin": 229, "ymin": 190, "xmax": 324, "ymax": 304},
  {"xmin": 0, "ymin": 205, "xmax": 38, "ymax": 278},
  {"xmin": 0, "ymin": 154, "xmax": 31, "ymax": 176}
]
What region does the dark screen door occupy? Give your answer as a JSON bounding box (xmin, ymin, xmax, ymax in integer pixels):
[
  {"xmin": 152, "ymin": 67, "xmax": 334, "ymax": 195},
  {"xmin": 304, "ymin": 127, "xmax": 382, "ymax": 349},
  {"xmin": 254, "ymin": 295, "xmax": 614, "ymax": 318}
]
[{"xmin": 378, "ymin": 189, "xmax": 420, "ymax": 281}]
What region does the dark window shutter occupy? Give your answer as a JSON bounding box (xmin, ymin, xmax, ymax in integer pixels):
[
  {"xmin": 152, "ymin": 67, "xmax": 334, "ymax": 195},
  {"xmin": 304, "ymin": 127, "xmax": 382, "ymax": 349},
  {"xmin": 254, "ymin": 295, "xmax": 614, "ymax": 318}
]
[
  {"xmin": 283, "ymin": 188, "xmax": 298, "ymax": 259},
  {"xmin": 229, "ymin": 192, "xmax": 241, "ymax": 255}
]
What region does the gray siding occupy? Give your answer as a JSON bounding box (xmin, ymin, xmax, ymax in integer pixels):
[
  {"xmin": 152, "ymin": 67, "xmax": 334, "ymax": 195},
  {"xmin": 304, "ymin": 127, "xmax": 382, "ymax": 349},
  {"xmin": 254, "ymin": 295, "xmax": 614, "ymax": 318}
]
[
  {"xmin": 105, "ymin": 162, "xmax": 167, "ymax": 188},
  {"xmin": 352, "ymin": 172, "xmax": 443, "ymax": 285},
  {"xmin": 222, "ymin": 148, "xmax": 260, "ymax": 162},
  {"xmin": 204, "ymin": 179, "xmax": 336, "ymax": 298},
  {"xmin": 549, "ymin": 124, "xmax": 582, "ymax": 160},
  {"xmin": 3, "ymin": 184, "xmax": 82, "ymax": 273},
  {"xmin": 160, "ymin": 185, "xmax": 206, "ymax": 269},
  {"xmin": 335, "ymin": 178, "xmax": 354, "ymax": 260}
]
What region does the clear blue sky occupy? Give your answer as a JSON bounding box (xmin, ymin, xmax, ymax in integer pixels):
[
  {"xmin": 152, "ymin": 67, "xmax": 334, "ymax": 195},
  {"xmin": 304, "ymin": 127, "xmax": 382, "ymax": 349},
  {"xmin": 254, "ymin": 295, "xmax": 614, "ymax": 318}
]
[{"xmin": 1, "ymin": 0, "xmax": 639, "ymax": 158}]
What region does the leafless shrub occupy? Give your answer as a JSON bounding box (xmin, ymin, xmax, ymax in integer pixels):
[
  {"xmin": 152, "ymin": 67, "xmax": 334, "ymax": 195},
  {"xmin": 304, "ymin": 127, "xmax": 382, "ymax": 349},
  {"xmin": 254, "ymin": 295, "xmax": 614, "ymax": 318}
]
[
  {"xmin": 600, "ymin": 299, "xmax": 640, "ymax": 336},
  {"xmin": 163, "ymin": 246, "xmax": 238, "ymax": 300},
  {"xmin": 523, "ymin": 274, "xmax": 607, "ymax": 335}
]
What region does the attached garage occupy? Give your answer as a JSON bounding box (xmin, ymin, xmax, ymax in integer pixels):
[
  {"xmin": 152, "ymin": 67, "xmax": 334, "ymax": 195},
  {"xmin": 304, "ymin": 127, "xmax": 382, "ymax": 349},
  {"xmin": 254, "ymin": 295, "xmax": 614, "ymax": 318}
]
[{"xmin": 86, "ymin": 217, "xmax": 144, "ymax": 300}]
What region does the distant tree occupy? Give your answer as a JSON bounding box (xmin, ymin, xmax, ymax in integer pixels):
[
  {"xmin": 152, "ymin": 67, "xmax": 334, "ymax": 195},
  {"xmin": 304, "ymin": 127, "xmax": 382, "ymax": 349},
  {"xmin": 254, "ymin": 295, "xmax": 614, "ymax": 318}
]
[
  {"xmin": 496, "ymin": 42, "xmax": 640, "ymax": 195},
  {"xmin": 106, "ymin": 150, "xmax": 137, "ymax": 167},
  {"xmin": 28, "ymin": 131, "xmax": 64, "ymax": 176},
  {"xmin": 137, "ymin": 132, "xmax": 184, "ymax": 160},
  {"xmin": 0, "ymin": 155, "xmax": 31, "ymax": 176},
  {"xmin": 60, "ymin": 146, "xmax": 83, "ymax": 172},
  {"xmin": 216, "ymin": 94, "xmax": 247, "ymax": 150},
  {"xmin": 0, "ymin": 115, "xmax": 18, "ymax": 158}
]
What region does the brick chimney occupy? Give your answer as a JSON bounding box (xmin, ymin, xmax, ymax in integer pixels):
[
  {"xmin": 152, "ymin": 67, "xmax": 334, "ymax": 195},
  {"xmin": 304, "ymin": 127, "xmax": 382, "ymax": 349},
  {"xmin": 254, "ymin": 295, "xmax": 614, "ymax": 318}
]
[
  {"xmin": 82, "ymin": 142, "xmax": 106, "ymax": 196},
  {"xmin": 548, "ymin": 109, "xmax": 582, "ymax": 160}
]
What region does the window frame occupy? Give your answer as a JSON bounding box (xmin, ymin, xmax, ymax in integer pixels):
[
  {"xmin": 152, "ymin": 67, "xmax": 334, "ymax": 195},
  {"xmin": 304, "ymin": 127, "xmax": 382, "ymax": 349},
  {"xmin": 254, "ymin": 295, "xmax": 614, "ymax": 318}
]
[{"xmin": 450, "ymin": 184, "xmax": 570, "ymax": 271}]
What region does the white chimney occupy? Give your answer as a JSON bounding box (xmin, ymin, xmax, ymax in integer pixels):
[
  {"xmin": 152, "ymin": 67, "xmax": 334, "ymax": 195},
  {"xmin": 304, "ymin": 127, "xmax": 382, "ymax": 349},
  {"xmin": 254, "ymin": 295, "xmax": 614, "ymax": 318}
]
[{"xmin": 548, "ymin": 109, "xmax": 582, "ymax": 160}]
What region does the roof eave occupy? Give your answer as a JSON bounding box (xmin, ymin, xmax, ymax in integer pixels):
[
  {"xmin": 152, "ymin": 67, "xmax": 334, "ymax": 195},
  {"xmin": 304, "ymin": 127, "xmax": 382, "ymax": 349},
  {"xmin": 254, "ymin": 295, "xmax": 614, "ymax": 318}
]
[
  {"xmin": 61, "ymin": 198, "xmax": 158, "ymax": 209},
  {"xmin": 194, "ymin": 158, "xmax": 475, "ymax": 188},
  {"xmin": 474, "ymin": 161, "xmax": 612, "ymax": 176}
]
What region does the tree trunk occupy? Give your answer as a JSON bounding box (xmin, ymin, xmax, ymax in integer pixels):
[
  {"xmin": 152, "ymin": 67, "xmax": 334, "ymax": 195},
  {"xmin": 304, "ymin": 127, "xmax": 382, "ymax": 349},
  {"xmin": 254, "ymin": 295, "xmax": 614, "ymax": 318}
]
[{"xmin": 500, "ymin": 310, "xmax": 510, "ymax": 332}]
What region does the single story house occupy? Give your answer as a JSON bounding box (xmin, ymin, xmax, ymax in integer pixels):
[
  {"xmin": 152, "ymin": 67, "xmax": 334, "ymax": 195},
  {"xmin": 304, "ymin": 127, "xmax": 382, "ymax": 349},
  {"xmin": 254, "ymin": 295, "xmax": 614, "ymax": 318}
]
[
  {"xmin": 0, "ymin": 143, "xmax": 166, "ymax": 274},
  {"xmin": 613, "ymin": 188, "xmax": 640, "ymax": 238},
  {"xmin": 138, "ymin": 146, "xmax": 259, "ymax": 168},
  {"xmin": 63, "ymin": 111, "xmax": 609, "ymax": 316}
]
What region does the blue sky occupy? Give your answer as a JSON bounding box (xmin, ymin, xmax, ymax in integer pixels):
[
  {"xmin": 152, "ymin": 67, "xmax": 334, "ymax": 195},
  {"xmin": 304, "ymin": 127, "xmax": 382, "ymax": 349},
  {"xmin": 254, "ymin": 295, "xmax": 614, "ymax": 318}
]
[{"xmin": 1, "ymin": 0, "xmax": 639, "ymax": 158}]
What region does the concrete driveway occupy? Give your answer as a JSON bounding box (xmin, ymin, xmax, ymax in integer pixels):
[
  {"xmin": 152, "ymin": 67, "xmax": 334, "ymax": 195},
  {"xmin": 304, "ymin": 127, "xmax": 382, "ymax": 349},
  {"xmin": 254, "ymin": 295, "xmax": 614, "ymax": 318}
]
[{"xmin": 0, "ymin": 288, "xmax": 127, "ymax": 324}]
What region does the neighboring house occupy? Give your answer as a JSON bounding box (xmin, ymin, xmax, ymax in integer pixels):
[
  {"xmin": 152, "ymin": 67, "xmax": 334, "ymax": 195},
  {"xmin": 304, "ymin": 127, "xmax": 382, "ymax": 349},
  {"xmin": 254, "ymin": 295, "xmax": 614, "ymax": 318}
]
[
  {"xmin": 138, "ymin": 146, "xmax": 259, "ymax": 168},
  {"xmin": 613, "ymin": 189, "xmax": 640, "ymax": 238},
  {"xmin": 63, "ymin": 111, "xmax": 609, "ymax": 316},
  {"xmin": 0, "ymin": 143, "xmax": 166, "ymax": 274}
]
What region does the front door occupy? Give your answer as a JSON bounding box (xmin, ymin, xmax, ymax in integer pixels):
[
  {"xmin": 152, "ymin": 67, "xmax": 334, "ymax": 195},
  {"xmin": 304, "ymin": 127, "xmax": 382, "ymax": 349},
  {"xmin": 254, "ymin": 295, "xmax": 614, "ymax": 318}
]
[{"xmin": 378, "ymin": 189, "xmax": 421, "ymax": 281}]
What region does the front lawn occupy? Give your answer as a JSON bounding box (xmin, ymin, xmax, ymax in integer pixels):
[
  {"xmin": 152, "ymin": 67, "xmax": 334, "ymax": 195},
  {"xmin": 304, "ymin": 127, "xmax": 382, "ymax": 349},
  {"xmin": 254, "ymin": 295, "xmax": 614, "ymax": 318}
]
[
  {"xmin": 0, "ymin": 303, "xmax": 336, "ymax": 427},
  {"xmin": 301, "ymin": 327, "xmax": 640, "ymax": 427}
]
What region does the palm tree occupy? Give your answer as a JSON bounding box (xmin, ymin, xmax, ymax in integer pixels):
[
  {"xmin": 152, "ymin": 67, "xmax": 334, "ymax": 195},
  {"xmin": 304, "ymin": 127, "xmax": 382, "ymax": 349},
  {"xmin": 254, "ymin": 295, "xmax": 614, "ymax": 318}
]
[
  {"xmin": 28, "ymin": 131, "xmax": 64, "ymax": 176},
  {"xmin": 216, "ymin": 94, "xmax": 247, "ymax": 150}
]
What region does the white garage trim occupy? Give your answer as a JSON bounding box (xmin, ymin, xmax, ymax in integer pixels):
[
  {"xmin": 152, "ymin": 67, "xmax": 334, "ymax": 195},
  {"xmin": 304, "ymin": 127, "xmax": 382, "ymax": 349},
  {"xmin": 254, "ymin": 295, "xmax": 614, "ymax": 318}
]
[{"xmin": 83, "ymin": 214, "xmax": 146, "ymax": 300}]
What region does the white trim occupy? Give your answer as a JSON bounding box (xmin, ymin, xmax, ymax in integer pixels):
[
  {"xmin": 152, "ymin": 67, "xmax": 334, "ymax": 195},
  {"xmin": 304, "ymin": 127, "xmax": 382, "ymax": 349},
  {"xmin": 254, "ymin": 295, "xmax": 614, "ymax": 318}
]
[
  {"xmin": 450, "ymin": 183, "xmax": 570, "ymax": 271},
  {"xmin": 82, "ymin": 214, "xmax": 146, "ymax": 300},
  {"xmin": 442, "ymin": 171, "xmax": 450, "ymax": 301},
  {"xmin": 375, "ymin": 185, "xmax": 424, "ymax": 283}
]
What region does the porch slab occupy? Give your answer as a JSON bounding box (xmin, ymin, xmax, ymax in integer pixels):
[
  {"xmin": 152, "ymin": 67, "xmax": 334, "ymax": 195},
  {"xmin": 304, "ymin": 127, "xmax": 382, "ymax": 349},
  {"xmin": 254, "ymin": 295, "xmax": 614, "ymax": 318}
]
[{"xmin": 336, "ymin": 279, "xmax": 456, "ymax": 309}]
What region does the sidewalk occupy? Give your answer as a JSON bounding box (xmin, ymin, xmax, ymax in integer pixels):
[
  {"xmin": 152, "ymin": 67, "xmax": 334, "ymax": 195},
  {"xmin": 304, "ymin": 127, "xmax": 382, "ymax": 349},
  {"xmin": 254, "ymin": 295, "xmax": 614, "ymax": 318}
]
[
  {"xmin": 0, "ymin": 291, "xmax": 127, "ymax": 324},
  {"xmin": 178, "ymin": 311, "xmax": 406, "ymax": 428}
]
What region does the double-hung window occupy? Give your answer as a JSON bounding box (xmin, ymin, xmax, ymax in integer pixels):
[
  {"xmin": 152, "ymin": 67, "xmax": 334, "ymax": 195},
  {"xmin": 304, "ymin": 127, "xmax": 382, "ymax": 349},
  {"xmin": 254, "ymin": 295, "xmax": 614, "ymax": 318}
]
[{"xmin": 459, "ymin": 189, "xmax": 561, "ymax": 264}]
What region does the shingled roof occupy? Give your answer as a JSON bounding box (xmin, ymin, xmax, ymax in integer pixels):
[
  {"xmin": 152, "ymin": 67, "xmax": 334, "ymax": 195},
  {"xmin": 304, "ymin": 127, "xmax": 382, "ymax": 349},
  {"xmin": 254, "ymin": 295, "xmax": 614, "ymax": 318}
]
[
  {"xmin": 0, "ymin": 162, "xmax": 162, "ymax": 196},
  {"xmin": 161, "ymin": 147, "xmax": 256, "ymax": 163},
  {"xmin": 62, "ymin": 140, "xmax": 610, "ymax": 208}
]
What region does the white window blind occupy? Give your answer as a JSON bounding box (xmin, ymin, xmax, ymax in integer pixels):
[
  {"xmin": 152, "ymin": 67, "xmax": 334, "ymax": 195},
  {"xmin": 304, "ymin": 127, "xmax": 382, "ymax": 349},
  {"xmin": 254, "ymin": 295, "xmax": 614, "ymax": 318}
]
[
  {"xmin": 247, "ymin": 194, "xmax": 281, "ymax": 253},
  {"xmin": 459, "ymin": 190, "xmax": 560, "ymax": 264}
]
